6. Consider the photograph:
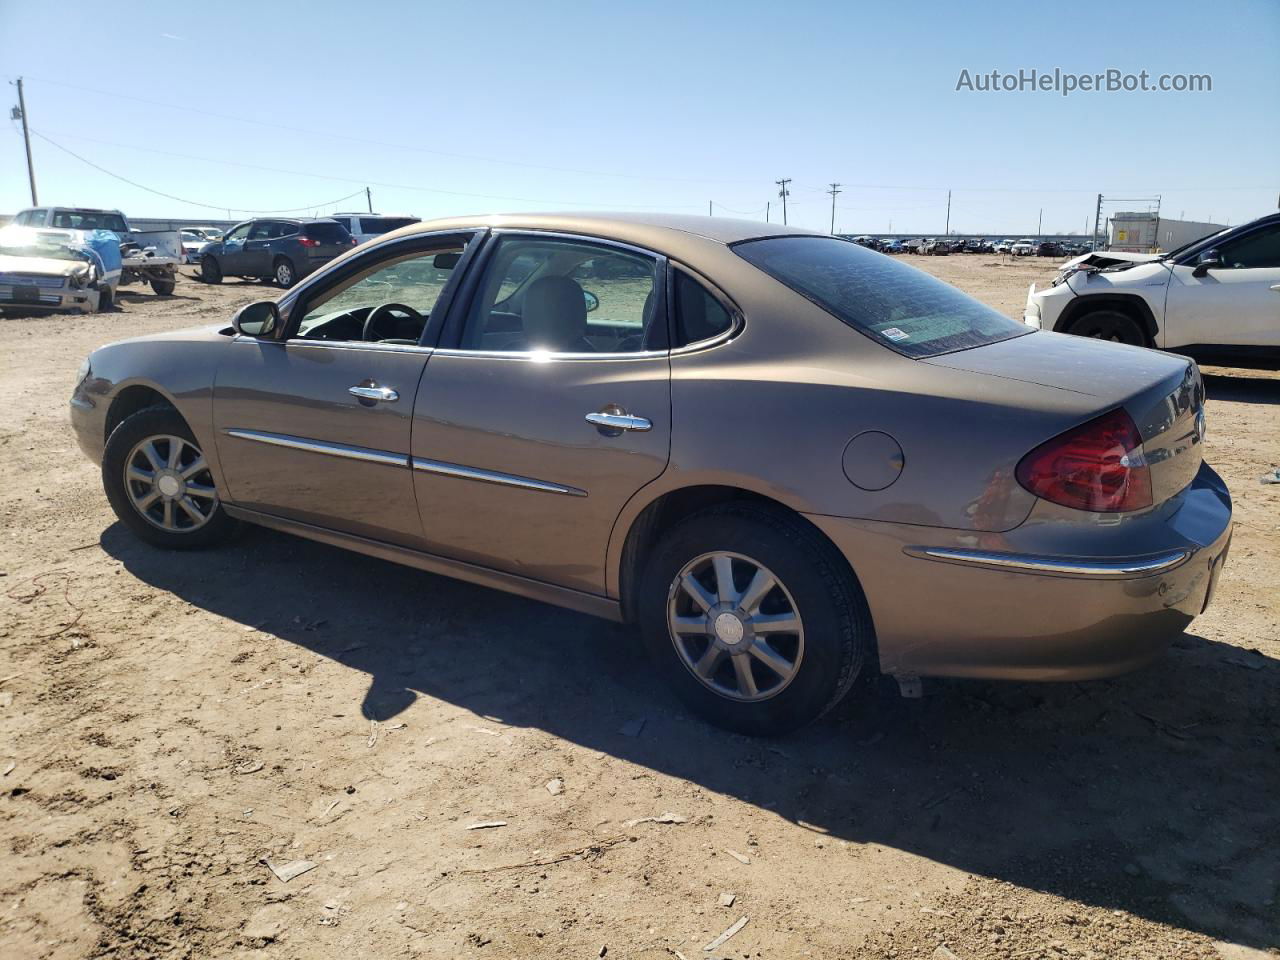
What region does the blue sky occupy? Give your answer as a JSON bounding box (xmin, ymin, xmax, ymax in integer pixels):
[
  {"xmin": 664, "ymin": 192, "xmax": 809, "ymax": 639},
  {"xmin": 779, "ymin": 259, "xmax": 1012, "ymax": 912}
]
[{"xmin": 2, "ymin": 0, "xmax": 1277, "ymax": 234}]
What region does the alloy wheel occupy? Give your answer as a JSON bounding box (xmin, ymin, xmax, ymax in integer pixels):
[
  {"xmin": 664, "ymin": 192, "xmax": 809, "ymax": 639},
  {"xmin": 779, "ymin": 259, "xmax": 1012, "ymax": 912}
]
[
  {"xmin": 123, "ymin": 434, "xmax": 218, "ymax": 532},
  {"xmin": 276, "ymin": 262, "xmax": 294, "ymax": 286},
  {"xmin": 666, "ymin": 551, "xmax": 804, "ymax": 702}
]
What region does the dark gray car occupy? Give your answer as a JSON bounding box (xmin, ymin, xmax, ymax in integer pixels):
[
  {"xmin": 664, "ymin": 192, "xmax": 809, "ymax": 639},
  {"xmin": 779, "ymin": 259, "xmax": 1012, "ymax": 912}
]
[{"xmin": 200, "ymin": 218, "xmax": 354, "ymax": 288}]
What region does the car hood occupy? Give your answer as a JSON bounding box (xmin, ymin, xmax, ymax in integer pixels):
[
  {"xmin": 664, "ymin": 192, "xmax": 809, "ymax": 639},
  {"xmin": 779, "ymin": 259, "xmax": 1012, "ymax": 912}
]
[{"xmin": 0, "ymin": 253, "xmax": 91, "ymax": 278}]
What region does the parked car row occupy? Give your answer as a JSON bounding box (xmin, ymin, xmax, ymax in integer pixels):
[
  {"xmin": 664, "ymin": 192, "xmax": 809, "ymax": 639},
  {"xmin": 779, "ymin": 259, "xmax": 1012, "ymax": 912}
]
[
  {"xmin": 850, "ymin": 235, "xmax": 1093, "ymax": 258},
  {"xmin": 197, "ymin": 213, "xmax": 420, "ymax": 287}
]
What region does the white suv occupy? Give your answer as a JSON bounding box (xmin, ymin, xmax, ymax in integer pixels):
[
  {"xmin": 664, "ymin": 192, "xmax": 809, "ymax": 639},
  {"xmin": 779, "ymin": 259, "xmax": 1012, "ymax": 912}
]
[
  {"xmin": 328, "ymin": 213, "xmax": 420, "ymax": 246},
  {"xmin": 1010, "ymin": 238, "xmax": 1036, "ymax": 256},
  {"xmin": 1024, "ymin": 213, "xmax": 1280, "ymax": 367}
]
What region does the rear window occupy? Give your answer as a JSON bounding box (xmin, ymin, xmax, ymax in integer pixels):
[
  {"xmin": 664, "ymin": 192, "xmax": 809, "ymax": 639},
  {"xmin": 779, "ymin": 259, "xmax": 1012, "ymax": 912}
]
[
  {"xmin": 304, "ymin": 222, "xmax": 351, "ymax": 243},
  {"xmin": 51, "ymin": 211, "xmax": 128, "ymax": 233},
  {"xmin": 360, "ymin": 217, "xmax": 417, "ymax": 235},
  {"xmin": 733, "ymin": 235, "xmax": 1029, "ymax": 358}
]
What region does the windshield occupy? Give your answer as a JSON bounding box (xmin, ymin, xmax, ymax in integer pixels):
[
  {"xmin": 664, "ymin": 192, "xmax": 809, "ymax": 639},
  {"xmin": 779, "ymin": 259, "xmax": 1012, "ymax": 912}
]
[
  {"xmin": 1161, "ymin": 225, "xmax": 1233, "ymax": 261},
  {"xmin": 0, "ymin": 225, "xmax": 93, "ymax": 263},
  {"xmin": 734, "ymin": 235, "xmax": 1030, "ymax": 359}
]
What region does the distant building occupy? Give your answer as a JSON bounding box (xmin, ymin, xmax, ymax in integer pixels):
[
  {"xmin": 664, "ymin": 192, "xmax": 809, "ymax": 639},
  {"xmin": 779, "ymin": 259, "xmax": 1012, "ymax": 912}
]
[{"xmin": 1108, "ymin": 212, "xmax": 1226, "ymax": 253}]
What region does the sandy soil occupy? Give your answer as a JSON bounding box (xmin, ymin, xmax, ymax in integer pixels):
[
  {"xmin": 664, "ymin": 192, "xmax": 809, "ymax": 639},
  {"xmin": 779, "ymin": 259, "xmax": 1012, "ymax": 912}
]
[{"xmin": 1, "ymin": 255, "xmax": 1277, "ymax": 960}]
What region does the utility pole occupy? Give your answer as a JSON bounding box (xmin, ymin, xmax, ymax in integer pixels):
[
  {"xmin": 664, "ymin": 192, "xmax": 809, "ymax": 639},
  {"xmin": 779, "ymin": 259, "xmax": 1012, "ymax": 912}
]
[
  {"xmin": 944, "ymin": 190, "xmax": 951, "ymax": 235},
  {"xmin": 766, "ymin": 201, "xmax": 770, "ymax": 223},
  {"xmin": 827, "ymin": 182, "xmax": 842, "ymax": 234},
  {"xmin": 708, "ymin": 200, "xmax": 713, "ymax": 216},
  {"xmin": 775, "ymin": 178, "xmax": 791, "ymax": 225},
  {"xmin": 1093, "ymin": 193, "xmax": 1103, "ymax": 249},
  {"xmin": 366, "ymin": 187, "xmax": 373, "ymax": 213},
  {"xmin": 1037, "ymin": 208, "xmax": 1043, "ymax": 238},
  {"xmin": 10, "ymin": 77, "xmax": 38, "ymax": 205}
]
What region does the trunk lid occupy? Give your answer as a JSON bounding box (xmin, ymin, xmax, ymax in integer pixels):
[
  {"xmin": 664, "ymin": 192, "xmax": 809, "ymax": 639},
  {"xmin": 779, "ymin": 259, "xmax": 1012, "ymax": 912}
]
[{"xmin": 926, "ymin": 331, "xmax": 1205, "ymax": 505}]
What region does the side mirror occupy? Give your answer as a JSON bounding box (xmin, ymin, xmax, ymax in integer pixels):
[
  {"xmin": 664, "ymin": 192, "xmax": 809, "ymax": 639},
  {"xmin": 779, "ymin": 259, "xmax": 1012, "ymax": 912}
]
[
  {"xmin": 232, "ymin": 300, "xmax": 280, "ymax": 337},
  {"xmin": 583, "ymin": 290, "xmax": 600, "ymax": 313},
  {"xmin": 1192, "ymin": 249, "xmax": 1222, "ymax": 277}
]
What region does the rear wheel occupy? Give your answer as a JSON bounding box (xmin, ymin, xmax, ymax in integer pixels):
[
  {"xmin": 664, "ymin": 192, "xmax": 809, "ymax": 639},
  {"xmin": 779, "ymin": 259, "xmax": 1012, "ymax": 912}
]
[
  {"xmin": 1068, "ymin": 309, "xmax": 1148, "ymax": 346},
  {"xmin": 638, "ymin": 504, "xmax": 872, "ymax": 736},
  {"xmin": 201, "ymin": 256, "xmax": 223, "ymax": 284},
  {"xmin": 102, "ymin": 406, "xmax": 238, "ymax": 549},
  {"xmin": 151, "ymin": 276, "xmax": 176, "ymax": 296},
  {"xmin": 273, "ymin": 257, "xmax": 296, "ymax": 288}
]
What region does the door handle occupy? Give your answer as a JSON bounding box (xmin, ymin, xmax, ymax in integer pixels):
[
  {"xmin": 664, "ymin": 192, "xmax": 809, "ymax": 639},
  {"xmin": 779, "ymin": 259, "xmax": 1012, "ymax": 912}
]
[
  {"xmin": 585, "ymin": 411, "xmax": 651, "ymax": 432},
  {"xmin": 1270, "ymin": 284, "xmax": 1280, "ymax": 293},
  {"xmin": 349, "ymin": 384, "xmax": 399, "ymax": 402}
]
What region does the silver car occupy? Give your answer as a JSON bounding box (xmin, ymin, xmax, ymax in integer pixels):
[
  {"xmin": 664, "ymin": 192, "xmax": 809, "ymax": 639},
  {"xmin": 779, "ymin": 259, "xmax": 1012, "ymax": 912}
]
[{"xmin": 70, "ymin": 214, "xmax": 1233, "ymax": 735}]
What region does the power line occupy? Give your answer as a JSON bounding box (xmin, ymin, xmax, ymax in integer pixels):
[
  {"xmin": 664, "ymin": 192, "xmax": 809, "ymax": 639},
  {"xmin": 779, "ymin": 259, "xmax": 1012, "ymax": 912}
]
[
  {"xmin": 10, "ymin": 74, "xmax": 766, "ymax": 188},
  {"xmin": 24, "ymin": 127, "xmax": 716, "ymax": 211},
  {"xmin": 28, "ymin": 130, "xmax": 366, "ymax": 213}
]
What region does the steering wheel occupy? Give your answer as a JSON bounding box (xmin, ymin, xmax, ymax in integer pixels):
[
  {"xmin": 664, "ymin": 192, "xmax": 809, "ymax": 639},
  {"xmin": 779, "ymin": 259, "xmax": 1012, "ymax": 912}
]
[{"xmin": 362, "ymin": 302, "xmax": 423, "ymax": 343}]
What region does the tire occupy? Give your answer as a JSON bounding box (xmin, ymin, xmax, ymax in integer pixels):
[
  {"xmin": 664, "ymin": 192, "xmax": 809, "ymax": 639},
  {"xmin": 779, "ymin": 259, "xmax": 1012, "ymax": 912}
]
[
  {"xmin": 151, "ymin": 276, "xmax": 176, "ymax": 296},
  {"xmin": 1067, "ymin": 309, "xmax": 1148, "ymax": 346},
  {"xmin": 202, "ymin": 256, "xmax": 223, "ymax": 284},
  {"xmin": 637, "ymin": 503, "xmax": 872, "ymax": 736},
  {"xmin": 273, "ymin": 257, "xmax": 296, "ymax": 288},
  {"xmin": 102, "ymin": 406, "xmax": 239, "ymax": 550},
  {"xmin": 96, "ymin": 286, "xmax": 114, "ymax": 312}
]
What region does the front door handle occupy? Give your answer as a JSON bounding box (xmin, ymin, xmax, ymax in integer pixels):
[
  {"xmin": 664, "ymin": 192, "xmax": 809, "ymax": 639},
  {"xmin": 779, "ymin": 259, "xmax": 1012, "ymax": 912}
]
[
  {"xmin": 1270, "ymin": 284, "xmax": 1280, "ymax": 293},
  {"xmin": 349, "ymin": 384, "xmax": 399, "ymax": 403},
  {"xmin": 586, "ymin": 411, "xmax": 651, "ymax": 433}
]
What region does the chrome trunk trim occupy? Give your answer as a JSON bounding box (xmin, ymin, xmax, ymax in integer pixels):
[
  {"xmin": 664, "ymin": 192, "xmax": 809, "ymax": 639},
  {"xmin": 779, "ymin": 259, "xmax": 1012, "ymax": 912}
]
[{"xmin": 906, "ymin": 546, "xmax": 1190, "ymax": 579}]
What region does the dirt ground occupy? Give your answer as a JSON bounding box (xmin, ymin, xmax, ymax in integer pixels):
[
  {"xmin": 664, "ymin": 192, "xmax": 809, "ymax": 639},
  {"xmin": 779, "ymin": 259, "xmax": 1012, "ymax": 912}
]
[{"xmin": 1, "ymin": 253, "xmax": 1277, "ymax": 960}]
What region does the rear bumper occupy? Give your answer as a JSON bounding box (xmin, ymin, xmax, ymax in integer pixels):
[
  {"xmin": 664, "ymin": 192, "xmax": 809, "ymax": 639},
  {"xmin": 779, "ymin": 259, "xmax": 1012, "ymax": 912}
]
[{"xmin": 807, "ymin": 461, "xmax": 1233, "ymax": 681}]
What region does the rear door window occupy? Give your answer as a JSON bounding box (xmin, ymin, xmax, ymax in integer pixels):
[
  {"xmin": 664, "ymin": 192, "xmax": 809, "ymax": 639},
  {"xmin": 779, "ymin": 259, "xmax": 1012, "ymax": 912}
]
[{"xmin": 733, "ymin": 235, "xmax": 1029, "ymax": 358}]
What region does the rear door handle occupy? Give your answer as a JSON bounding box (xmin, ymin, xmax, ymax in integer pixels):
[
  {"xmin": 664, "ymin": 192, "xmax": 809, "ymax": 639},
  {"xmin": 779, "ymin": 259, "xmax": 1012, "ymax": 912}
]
[
  {"xmin": 349, "ymin": 384, "xmax": 399, "ymax": 403},
  {"xmin": 1270, "ymin": 284, "xmax": 1280, "ymax": 293},
  {"xmin": 585, "ymin": 411, "xmax": 651, "ymax": 432}
]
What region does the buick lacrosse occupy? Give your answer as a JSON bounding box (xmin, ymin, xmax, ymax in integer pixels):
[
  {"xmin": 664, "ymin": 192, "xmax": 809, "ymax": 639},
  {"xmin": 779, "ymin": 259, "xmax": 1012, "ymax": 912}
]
[{"xmin": 70, "ymin": 214, "xmax": 1232, "ymax": 734}]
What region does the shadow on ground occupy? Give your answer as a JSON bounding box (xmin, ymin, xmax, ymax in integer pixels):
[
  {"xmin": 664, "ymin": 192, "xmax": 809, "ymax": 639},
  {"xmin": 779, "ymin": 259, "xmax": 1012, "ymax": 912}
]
[
  {"xmin": 1204, "ymin": 371, "xmax": 1280, "ymax": 405},
  {"xmin": 103, "ymin": 523, "xmax": 1279, "ymax": 949}
]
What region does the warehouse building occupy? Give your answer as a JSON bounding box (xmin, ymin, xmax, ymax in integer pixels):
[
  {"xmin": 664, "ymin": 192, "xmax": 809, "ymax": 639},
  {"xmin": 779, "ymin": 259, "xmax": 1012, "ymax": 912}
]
[{"xmin": 1108, "ymin": 212, "xmax": 1226, "ymax": 253}]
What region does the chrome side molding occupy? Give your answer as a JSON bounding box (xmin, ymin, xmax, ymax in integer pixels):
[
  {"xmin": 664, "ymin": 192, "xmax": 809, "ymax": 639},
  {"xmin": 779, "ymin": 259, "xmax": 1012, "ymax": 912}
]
[
  {"xmin": 223, "ymin": 429, "xmax": 587, "ymax": 496},
  {"xmin": 224, "ymin": 429, "xmax": 407, "ymax": 467},
  {"xmin": 905, "ymin": 546, "xmax": 1190, "ymax": 579},
  {"xmin": 411, "ymin": 457, "xmax": 586, "ymax": 497}
]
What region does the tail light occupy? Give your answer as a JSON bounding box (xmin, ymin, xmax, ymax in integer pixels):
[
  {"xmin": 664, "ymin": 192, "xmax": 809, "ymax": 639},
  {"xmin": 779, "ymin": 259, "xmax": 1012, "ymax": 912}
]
[
  {"xmin": 349, "ymin": 237, "xmax": 358, "ymax": 245},
  {"xmin": 298, "ymin": 235, "xmax": 319, "ymax": 248},
  {"xmin": 1015, "ymin": 408, "xmax": 1152, "ymax": 513}
]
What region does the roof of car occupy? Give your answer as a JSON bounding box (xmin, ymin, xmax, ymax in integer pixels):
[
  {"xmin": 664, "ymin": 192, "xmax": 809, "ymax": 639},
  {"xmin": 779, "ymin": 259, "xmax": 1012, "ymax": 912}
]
[{"xmin": 392, "ymin": 212, "xmax": 822, "ymax": 249}]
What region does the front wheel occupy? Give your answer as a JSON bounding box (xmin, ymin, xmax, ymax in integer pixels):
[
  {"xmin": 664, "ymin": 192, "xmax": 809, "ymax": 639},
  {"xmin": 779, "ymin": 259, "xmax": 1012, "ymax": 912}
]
[
  {"xmin": 201, "ymin": 256, "xmax": 223, "ymax": 284},
  {"xmin": 638, "ymin": 504, "xmax": 872, "ymax": 736},
  {"xmin": 102, "ymin": 406, "xmax": 239, "ymax": 549},
  {"xmin": 1067, "ymin": 309, "xmax": 1148, "ymax": 346},
  {"xmin": 151, "ymin": 276, "xmax": 176, "ymax": 296}
]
